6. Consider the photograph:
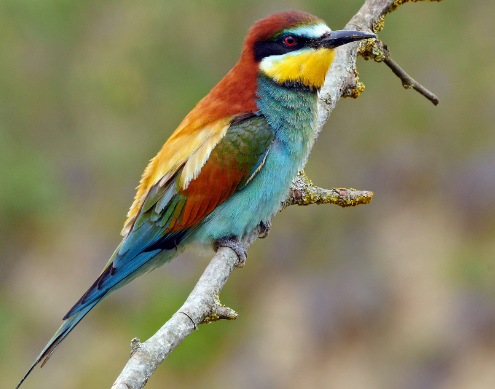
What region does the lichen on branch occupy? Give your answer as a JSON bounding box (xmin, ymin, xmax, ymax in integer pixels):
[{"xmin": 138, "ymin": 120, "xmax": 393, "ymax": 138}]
[{"xmin": 282, "ymin": 171, "xmax": 373, "ymax": 209}]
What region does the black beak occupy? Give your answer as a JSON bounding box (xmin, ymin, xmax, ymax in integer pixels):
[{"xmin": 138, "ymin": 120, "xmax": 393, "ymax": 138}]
[{"xmin": 316, "ymin": 30, "xmax": 377, "ymax": 49}]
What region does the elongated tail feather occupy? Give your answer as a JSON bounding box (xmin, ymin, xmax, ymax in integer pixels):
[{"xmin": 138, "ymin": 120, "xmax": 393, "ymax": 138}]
[
  {"xmin": 64, "ymin": 249, "xmax": 160, "ymax": 319},
  {"xmin": 64, "ymin": 231, "xmax": 187, "ymax": 320},
  {"xmin": 15, "ymin": 298, "xmax": 102, "ymax": 389},
  {"xmin": 16, "ymin": 244, "xmax": 185, "ymax": 388}
]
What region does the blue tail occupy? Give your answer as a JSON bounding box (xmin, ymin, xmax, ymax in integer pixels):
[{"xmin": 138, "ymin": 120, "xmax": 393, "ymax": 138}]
[
  {"xmin": 15, "ymin": 243, "xmax": 185, "ymax": 388},
  {"xmin": 16, "ymin": 193, "xmax": 191, "ymax": 388},
  {"xmin": 15, "ymin": 298, "xmax": 101, "ymax": 389}
]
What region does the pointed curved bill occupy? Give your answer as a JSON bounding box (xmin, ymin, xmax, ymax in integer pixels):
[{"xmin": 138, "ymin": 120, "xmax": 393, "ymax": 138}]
[{"xmin": 315, "ymin": 30, "xmax": 377, "ymax": 49}]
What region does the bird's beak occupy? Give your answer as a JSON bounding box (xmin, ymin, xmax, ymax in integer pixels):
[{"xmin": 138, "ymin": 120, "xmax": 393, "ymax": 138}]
[{"xmin": 316, "ymin": 30, "xmax": 377, "ymax": 49}]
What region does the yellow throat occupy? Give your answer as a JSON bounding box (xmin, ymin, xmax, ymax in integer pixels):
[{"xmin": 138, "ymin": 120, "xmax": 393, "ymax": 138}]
[{"xmin": 259, "ymin": 48, "xmax": 336, "ymax": 89}]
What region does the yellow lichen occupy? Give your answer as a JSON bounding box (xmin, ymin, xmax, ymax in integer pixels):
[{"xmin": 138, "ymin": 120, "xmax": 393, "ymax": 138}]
[
  {"xmin": 202, "ymin": 313, "xmax": 220, "ymax": 325},
  {"xmin": 359, "ymin": 39, "xmax": 386, "ymax": 62},
  {"xmin": 288, "ymin": 172, "xmax": 374, "ymax": 209},
  {"xmin": 372, "ymin": 15, "xmax": 386, "ymax": 33},
  {"xmin": 336, "ymin": 189, "xmax": 374, "ymax": 208},
  {"xmin": 343, "ymin": 79, "xmax": 365, "ymax": 99},
  {"xmin": 200, "ymin": 297, "xmax": 238, "ymax": 325}
]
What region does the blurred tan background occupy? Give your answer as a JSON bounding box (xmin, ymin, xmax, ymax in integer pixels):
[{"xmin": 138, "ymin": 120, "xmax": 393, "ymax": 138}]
[{"xmin": 2, "ymin": 0, "xmax": 495, "ymax": 388}]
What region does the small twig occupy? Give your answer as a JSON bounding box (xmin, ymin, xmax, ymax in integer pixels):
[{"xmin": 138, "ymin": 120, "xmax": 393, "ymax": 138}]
[
  {"xmin": 130, "ymin": 338, "xmax": 142, "ymax": 355},
  {"xmin": 282, "ymin": 171, "xmax": 374, "ymax": 210},
  {"xmin": 360, "ymin": 39, "xmax": 439, "ymax": 105},
  {"xmin": 383, "ymin": 50, "xmax": 439, "ymax": 105},
  {"xmin": 202, "ymin": 302, "xmax": 238, "ymax": 324}
]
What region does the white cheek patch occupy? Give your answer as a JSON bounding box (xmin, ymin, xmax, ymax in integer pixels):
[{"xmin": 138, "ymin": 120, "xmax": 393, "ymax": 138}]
[{"xmin": 285, "ymin": 23, "xmax": 331, "ymax": 39}]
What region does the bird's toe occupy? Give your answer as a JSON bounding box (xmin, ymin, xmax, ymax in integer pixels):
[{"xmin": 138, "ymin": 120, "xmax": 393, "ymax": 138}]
[
  {"xmin": 214, "ymin": 237, "xmax": 247, "ymax": 267},
  {"xmin": 258, "ymin": 220, "xmax": 272, "ymax": 239}
]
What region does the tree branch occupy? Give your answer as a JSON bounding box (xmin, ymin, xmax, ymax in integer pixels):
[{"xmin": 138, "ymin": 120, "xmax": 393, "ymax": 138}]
[
  {"xmin": 112, "ymin": 229, "xmax": 259, "ymax": 389},
  {"xmin": 112, "ymin": 0, "xmax": 440, "ymax": 387},
  {"xmin": 282, "ymin": 171, "xmax": 374, "ymax": 210},
  {"xmin": 352, "ymin": 0, "xmax": 443, "ymax": 105},
  {"xmin": 359, "ymin": 39, "xmax": 440, "ymax": 105}
]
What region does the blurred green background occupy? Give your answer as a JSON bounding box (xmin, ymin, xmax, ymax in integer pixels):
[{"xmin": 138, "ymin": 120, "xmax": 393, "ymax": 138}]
[{"xmin": 2, "ymin": 0, "xmax": 495, "ymax": 388}]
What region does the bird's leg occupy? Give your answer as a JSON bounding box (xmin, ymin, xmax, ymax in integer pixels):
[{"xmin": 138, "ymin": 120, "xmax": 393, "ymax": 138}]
[
  {"xmin": 214, "ymin": 237, "xmax": 247, "ymax": 268},
  {"xmin": 258, "ymin": 220, "xmax": 271, "ymax": 239}
]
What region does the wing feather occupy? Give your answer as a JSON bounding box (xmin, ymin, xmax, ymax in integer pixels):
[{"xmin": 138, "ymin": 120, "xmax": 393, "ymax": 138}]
[
  {"xmin": 66, "ymin": 115, "xmax": 274, "ymax": 319},
  {"xmin": 122, "ymin": 117, "xmax": 232, "ymax": 236}
]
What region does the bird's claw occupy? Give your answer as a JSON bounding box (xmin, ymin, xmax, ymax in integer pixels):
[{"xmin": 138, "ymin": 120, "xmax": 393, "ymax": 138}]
[
  {"xmin": 214, "ymin": 237, "xmax": 247, "ymax": 267},
  {"xmin": 258, "ymin": 220, "xmax": 271, "ymax": 239}
]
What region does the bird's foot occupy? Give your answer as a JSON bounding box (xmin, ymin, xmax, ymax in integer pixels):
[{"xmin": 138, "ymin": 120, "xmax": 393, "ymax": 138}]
[
  {"xmin": 214, "ymin": 237, "xmax": 247, "ymax": 268},
  {"xmin": 258, "ymin": 220, "xmax": 271, "ymax": 239}
]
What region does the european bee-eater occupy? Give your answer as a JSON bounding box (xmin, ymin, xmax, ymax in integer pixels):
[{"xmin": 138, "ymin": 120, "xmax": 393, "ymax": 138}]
[{"xmin": 17, "ymin": 10, "xmax": 375, "ymax": 388}]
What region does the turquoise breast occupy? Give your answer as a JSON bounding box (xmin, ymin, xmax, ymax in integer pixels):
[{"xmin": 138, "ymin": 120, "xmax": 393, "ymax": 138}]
[{"xmin": 192, "ymin": 75, "xmax": 319, "ymax": 243}]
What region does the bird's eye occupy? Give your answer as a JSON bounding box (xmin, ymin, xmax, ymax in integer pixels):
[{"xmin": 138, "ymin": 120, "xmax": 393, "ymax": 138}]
[{"xmin": 284, "ymin": 36, "xmax": 297, "ymax": 46}]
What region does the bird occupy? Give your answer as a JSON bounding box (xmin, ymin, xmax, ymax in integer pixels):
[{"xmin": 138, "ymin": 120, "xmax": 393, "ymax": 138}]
[{"xmin": 16, "ymin": 10, "xmax": 375, "ymax": 388}]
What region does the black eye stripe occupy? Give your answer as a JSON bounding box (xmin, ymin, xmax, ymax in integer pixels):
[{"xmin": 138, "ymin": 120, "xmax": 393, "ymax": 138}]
[{"xmin": 253, "ymin": 35, "xmax": 312, "ymax": 62}]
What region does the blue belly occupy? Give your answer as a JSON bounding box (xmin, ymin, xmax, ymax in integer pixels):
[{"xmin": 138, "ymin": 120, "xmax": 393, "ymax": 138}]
[{"xmin": 192, "ymin": 139, "xmax": 299, "ymax": 243}]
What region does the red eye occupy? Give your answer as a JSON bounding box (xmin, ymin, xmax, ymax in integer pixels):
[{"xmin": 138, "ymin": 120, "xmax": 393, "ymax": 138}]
[{"xmin": 284, "ymin": 36, "xmax": 296, "ymax": 46}]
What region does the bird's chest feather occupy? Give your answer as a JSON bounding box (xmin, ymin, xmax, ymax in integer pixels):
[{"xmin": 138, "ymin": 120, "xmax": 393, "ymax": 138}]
[
  {"xmin": 193, "ymin": 139, "xmax": 303, "ymax": 244},
  {"xmin": 192, "ymin": 77, "xmax": 318, "ymax": 243}
]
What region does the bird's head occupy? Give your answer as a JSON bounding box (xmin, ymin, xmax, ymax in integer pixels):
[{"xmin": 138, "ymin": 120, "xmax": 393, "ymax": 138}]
[
  {"xmin": 184, "ymin": 11, "xmax": 376, "ymax": 127},
  {"xmin": 243, "ymin": 11, "xmax": 376, "ymax": 90}
]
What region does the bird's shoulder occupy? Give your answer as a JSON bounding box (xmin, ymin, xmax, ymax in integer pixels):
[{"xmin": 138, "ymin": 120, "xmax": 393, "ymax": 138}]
[{"xmin": 122, "ymin": 113, "xmax": 274, "ymax": 237}]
